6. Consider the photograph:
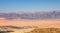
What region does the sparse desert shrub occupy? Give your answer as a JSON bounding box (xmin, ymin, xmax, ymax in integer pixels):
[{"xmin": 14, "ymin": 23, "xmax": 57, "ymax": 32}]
[{"xmin": 25, "ymin": 28, "xmax": 60, "ymax": 33}]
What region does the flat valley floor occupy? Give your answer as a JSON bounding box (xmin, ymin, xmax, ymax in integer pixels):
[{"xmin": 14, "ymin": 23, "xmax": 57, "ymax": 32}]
[{"xmin": 0, "ymin": 18, "xmax": 60, "ymax": 33}]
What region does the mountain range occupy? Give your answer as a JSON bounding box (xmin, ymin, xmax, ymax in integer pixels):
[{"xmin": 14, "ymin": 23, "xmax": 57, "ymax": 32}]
[{"xmin": 0, "ymin": 11, "xmax": 60, "ymax": 20}]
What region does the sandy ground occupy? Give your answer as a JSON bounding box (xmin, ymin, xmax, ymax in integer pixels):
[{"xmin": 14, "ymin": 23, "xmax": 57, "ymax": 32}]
[
  {"xmin": 0, "ymin": 18, "xmax": 60, "ymax": 28},
  {"xmin": 0, "ymin": 18, "xmax": 60, "ymax": 33},
  {"xmin": 11, "ymin": 28, "xmax": 35, "ymax": 33},
  {"xmin": 6, "ymin": 27, "xmax": 35, "ymax": 33}
]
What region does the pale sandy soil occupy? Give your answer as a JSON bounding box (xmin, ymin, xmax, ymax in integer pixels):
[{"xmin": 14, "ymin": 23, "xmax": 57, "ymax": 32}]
[
  {"xmin": 6, "ymin": 27, "xmax": 35, "ymax": 33},
  {"xmin": 10, "ymin": 28, "xmax": 35, "ymax": 33},
  {"xmin": 0, "ymin": 18, "xmax": 60, "ymax": 33},
  {"xmin": 0, "ymin": 18, "xmax": 60, "ymax": 28}
]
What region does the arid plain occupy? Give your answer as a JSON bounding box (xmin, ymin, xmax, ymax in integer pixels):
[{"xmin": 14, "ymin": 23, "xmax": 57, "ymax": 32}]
[
  {"xmin": 0, "ymin": 18, "xmax": 60, "ymax": 33},
  {"xmin": 0, "ymin": 18, "xmax": 60, "ymax": 28}
]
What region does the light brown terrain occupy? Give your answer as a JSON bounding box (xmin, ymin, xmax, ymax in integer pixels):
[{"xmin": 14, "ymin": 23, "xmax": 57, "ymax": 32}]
[
  {"xmin": 0, "ymin": 18, "xmax": 60, "ymax": 28},
  {"xmin": 0, "ymin": 18, "xmax": 60, "ymax": 33}
]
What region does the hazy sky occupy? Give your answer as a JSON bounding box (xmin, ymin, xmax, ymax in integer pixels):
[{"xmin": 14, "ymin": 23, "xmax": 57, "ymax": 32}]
[{"xmin": 0, "ymin": 0, "xmax": 60, "ymax": 12}]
